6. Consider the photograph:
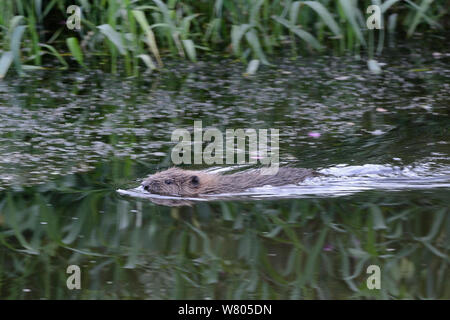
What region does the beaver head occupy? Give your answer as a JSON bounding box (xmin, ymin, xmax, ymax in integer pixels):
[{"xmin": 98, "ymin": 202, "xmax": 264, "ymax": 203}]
[{"xmin": 141, "ymin": 168, "xmax": 207, "ymax": 197}]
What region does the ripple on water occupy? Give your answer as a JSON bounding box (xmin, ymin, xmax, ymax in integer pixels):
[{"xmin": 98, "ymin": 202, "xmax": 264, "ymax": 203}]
[
  {"xmin": 0, "ymin": 42, "xmax": 449, "ymax": 190},
  {"xmin": 118, "ymin": 163, "xmax": 450, "ymax": 204}
]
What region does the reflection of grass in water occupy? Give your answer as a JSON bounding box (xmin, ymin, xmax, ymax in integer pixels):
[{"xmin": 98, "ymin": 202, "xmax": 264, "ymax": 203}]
[{"xmin": 0, "ymin": 160, "xmax": 448, "ymax": 299}]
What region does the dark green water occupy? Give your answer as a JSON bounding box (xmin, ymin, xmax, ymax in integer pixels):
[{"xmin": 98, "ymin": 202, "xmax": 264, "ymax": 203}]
[{"xmin": 0, "ymin": 36, "xmax": 449, "ymax": 299}]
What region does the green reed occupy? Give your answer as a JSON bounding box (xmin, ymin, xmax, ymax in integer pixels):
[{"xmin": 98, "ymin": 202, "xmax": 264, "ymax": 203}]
[{"xmin": 0, "ymin": 0, "xmax": 446, "ymax": 78}]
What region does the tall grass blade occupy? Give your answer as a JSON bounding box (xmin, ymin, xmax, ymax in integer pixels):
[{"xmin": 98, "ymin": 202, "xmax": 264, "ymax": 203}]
[
  {"xmin": 302, "ymin": 227, "xmax": 328, "ymax": 285},
  {"xmin": 289, "ymin": 1, "xmax": 302, "ymax": 24},
  {"xmin": 182, "ymin": 39, "xmax": 197, "ymax": 62},
  {"xmin": 152, "ymin": 0, "xmax": 174, "ymax": 28},
  {"xmin": 39, "ymin": 43, "xmax": 68, "ymax": 69},
  {"xmin": 414, "ymin": 208, "xmax": 446, "ymax": 242},
  {"xmin": 245, "ymin": 59, "xmax": 259, "ymax": 75},
  {"xmin": 381, "ymin": 0, "xmax": 401, "ymax": 13},
  {"xmin": 181, "ymin": 14, "xmax": 199, "ymax": 36},
  {"xmin": 138, "ymin": 54, "xmax": 156, "ymax": 71},
  {"xmin": 66, "ymin": 37, "xmax": 85, "ymax": 67},
  {"xmin": 132, "ymin": 9, "xmax": 163, "ymax": 67},
  {"xmin": 250, "ymin": 0, "xmax": 265, "ymax": 25},
  {"xmin": 405, "ymin": 0, "xmax": 435, "ymax": 37},
  {"xmin": 34, "ymin": 0, "xmax": 42, "ymax": 21},
  {"xmin": 9, "ymin": 15, "xmax": 24, "ymax": 32},
  {"xmin": 303, "ymin": 1, "xmax": 342, "ymax": 37},
  {"xmin": 370, "ymin": 204, "xmax": 386, "ymax": 228},
  {"xmin": 245, "ymin": 29, "xmax": 270, "ymax": 65},
  {"xmin": 98, "ymin": 24, "xmax": 127, "ymax": 55},
  {"xmin": 0, "ymin": 52, "xmax": 14, "ymax": 79},
  {"xmin": 368, "ymin": 59, "xmax": 382, "ymax": 74},
  {"xmin": 272, "ymin": 16, "xmax": 322, "ymax": 50},
  {"xmin": 10, "ymin": 25, "xmax": 26, "ymax": 75},
  {"xmin": 231, "ymin": 24, "xmax": 252, "ymax": 57},
  {"xmin": 388, "ymin": 13, "xmax": 398, "ymax": 33},
  {"xmin": 338, "ymin": 0, "xmax": 366, "ymax": 46}
]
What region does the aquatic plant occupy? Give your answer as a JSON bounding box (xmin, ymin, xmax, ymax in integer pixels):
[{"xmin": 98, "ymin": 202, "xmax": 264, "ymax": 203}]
[{"xmin": 0, "ymin": 0, "xmax": 446, "ymax": 77}]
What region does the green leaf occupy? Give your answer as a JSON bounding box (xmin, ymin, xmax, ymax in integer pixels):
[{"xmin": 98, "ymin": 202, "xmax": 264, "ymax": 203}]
[
  {"xmin": 181, "ymin": 14, "xmax": 199, "ymax": 36},
  {"xmin": 66, "ymin": 37, "xmax": 85, "ymax": 67},
  {"xmin": 10, "ymin": 25, "xmax": 27, "ymax": 74},
  {"xmin": 260, "ymin": 248, "xmax": 288, "ymax": 285},
  {"xmin": 303, "ymin": 1, "xmax": 342, "ymax": 37},
  {"xmin": 370, "ymin": 204, "xmax": 387, "ymax": 230},
  {"xmin": 381, "ymin": 0, "xmax": 401, "ymax": 13},
  {"xmin": 6, "ymin": 194, "xmax": 39, "ymax": 254},
  {"xmin": 245, "ymin": 59, "xmax": 260, "ymax": 75},
  {"xmin": 289, "ymin": 1, "xmax": 302, "ymax": 25},
  {"xmin": 405, "ymin": 0, "xmax": 438, "ymax": 38},
  {"xmin": 272, "ymin": 16, "xmax": 322, "ymax": 50},
  {"xmin": 420, "ymin": 240, "xmax": 450, "ymax": 261},
  {"xmin": 9, "ymin": 15, "xmax": 24, "ymax": 33},
  {"xmin": 415, "ymin": 208, "xmax": 446, "ymax": 242},
  {"xmin": 138, "ymin": 54, "xmax": 156, "ymax": 70},
  {"xmin": 387, "ymin": 13, "xmax": 398, "ymax": 33},
  {"xmin": 0, "ymin": 52, "xmax": 14, "ymax": 79},
  {"xmin": 152, "ymin": 0, "xmax": 174, "ymax": 27},
  {"xmin": 338, "ymin": 0, "xmax": 366, "ymax": 46},
  {"xmin": 250, "ymin": 0, "xmax": 265, "ymax": 25},
  {"xmin": 245, "ymin": 29, "xmax": 270, "ymax": 65},
  {"xmin": 231, "ymin": 24, "xmax": 252, "ymax": 57},
  {"xmin": 132, "ymin": 9, "xmax": 163, "ymax": 67},
  {"xmin": 348, "ymin": 248, "xmax": 370, "ymax": 259},
  {"xmin": 343, "ymin": 256, "xmax": 369, "ymax": 280},
  {"xmin": 21, "ymin": 65, "xmax": 45, "ymax": 70},
  {"xmin": 301, "ymin": 227, "xmax": 328, "ymax": 285},
  {"xmin": 368, "ymin": 59, "xmax": 382, "ymax": 74},
  {"xmin": 265, "ymin": 225, "xmax": 283, "ymax": 238},
  {"xmin": 182, "ymin": 39, "xmax": 197, "ymax": 62},
  {"xmin": 220, "ymin": 203, "xmax": 233, "ymax": 221},
  {"xmin": 39, "ymin": 43, "xmax": 68, "ymax": 69},
  {"xmin": 97, "ymin": 24, "xmax": 127, "ymax": 55}
]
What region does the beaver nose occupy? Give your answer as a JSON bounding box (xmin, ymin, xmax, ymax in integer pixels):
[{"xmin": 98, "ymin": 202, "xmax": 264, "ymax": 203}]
[{"xmin": 142, "ymin": 182, "xmax": 151, "ymax": 192}]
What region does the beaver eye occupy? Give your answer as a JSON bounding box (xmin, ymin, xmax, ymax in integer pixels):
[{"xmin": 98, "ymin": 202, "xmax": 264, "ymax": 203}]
[
  {"xmin": 191, "ymin": 176, "xmax": 199, "ymax": 186},
  {"xmin": 165, "ymin": 179, "xmax": 173, "ymax": 185}
]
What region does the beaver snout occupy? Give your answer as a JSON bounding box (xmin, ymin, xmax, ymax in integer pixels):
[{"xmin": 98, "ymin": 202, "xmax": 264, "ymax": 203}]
[{"xmin": 142, "ymin": 180, "xmax": 159, "ymax": 193}]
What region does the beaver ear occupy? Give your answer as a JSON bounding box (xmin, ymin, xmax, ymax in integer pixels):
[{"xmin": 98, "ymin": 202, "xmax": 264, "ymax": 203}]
[{"xmin": 191, "ymin": 175, "xmax": 199, "ymax": 186}]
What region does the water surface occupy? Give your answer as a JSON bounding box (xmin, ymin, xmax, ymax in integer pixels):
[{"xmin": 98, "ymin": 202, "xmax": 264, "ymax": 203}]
[{"xmin": 0, "ymin": 36, "xmax": 449, "ymax": 299}]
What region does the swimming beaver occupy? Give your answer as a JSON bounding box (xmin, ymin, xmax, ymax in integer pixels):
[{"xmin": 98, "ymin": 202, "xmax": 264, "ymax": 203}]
[{"xmin": 142, "ymin": 167, "xmax": 316, "ymax": 197}]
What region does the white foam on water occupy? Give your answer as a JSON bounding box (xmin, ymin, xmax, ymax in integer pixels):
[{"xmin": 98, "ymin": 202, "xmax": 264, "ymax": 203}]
[{"xmin": 118, "ymin": 163, "xmax": 450, "ymax": 201}]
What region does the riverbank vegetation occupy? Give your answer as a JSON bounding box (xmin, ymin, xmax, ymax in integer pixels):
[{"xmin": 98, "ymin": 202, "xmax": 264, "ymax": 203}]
[{"xmin": 0, "ymin": 0, "xmax": 447, "ymax": 77}]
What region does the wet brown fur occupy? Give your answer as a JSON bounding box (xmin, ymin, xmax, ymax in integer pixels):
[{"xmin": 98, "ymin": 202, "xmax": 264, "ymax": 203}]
[{"xmin": 142, "ymin": 167, "xmax": 315, "ymax": 197}]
